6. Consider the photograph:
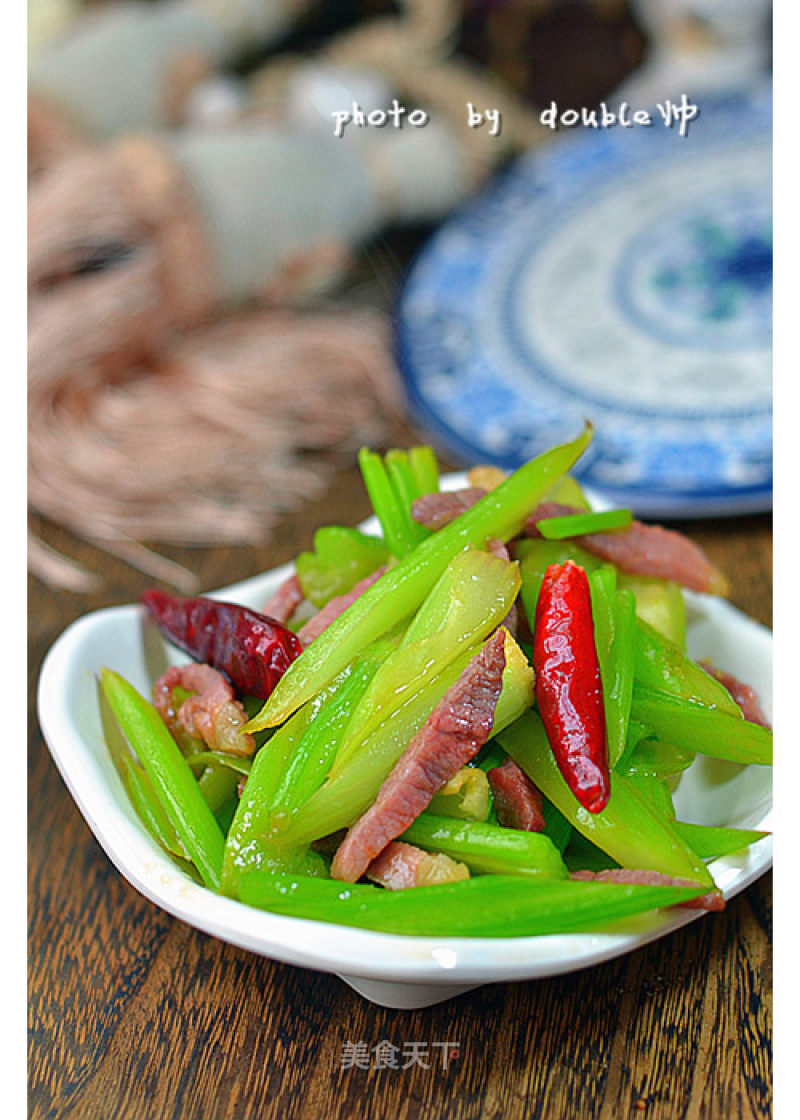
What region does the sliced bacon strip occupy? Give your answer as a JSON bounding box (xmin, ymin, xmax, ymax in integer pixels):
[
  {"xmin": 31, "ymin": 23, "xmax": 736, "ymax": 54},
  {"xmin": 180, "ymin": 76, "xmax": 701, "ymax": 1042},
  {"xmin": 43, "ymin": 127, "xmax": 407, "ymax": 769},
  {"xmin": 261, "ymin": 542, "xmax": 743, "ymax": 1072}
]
[
  {"xmin": 488, "ymin": 757, "xmax": 545, "ymax": 832},
  {"xmin": 296, "ymin": 566, "xmax": 386, "ymax": 647},
  {"xmin": 411, "ymin": 487, "xmax": 487, "ymax": 530},
  {"xmin": 569, "ymin": 868, "xmax": 725, "ymax": 911},
  {"xmin": 701, "ymin": 663, "xmax": 771, "ymax": 728},
  {"xmin": 525, "ymin": 502, "xmax": 729, "ymax": 596},
  {"xmin": 153, "ymin": 663, "xmax": 255, "ymax": 757},
  {"xmin": 331, "ymin": 629, "xmax": 507, "ymax": 883},
  {"xmin": 365, "ymin": 840, "xmax": 469, "ymax": 890},
  {"xmin": 261, "ymin": 573, "xmax": 305, "ymax": 626},
  {"xmin": 412, "ymin": 492, "xmax": 728, "ymax": 596}
]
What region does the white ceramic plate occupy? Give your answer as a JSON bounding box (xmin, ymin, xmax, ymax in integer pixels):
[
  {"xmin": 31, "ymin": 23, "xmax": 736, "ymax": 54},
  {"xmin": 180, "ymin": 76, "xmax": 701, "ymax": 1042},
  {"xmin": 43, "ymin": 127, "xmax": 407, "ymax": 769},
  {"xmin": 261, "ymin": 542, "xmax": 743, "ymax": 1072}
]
[{"xmin": 37, "ymin": 490, "xmax": 772, "ymax": 1009}]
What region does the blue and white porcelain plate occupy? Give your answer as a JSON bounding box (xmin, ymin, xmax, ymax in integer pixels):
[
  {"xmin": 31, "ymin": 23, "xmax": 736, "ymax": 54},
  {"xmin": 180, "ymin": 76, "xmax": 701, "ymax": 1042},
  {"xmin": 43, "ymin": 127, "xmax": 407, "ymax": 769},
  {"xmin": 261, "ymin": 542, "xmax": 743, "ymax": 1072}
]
[{"xmin": 395, "ymin": 86, "xmax": 772, "ymax": 517}]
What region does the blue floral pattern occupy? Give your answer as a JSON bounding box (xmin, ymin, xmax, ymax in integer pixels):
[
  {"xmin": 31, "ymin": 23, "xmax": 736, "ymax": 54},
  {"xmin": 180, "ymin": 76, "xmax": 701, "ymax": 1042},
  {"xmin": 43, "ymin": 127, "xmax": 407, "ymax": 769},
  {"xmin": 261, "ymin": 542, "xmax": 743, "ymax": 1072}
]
[{"xmin": 395, "ymin": 86, "xmax": 772, "ymax": 517}]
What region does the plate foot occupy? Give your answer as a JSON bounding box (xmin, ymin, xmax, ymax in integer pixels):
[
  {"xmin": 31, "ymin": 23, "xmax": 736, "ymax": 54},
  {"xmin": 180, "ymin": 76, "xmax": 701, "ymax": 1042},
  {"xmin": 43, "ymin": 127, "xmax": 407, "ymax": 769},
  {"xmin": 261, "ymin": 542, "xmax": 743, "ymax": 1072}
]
[{"xmin": 337, "ymin": 974, "xmax": 482, "ymax": 1009}]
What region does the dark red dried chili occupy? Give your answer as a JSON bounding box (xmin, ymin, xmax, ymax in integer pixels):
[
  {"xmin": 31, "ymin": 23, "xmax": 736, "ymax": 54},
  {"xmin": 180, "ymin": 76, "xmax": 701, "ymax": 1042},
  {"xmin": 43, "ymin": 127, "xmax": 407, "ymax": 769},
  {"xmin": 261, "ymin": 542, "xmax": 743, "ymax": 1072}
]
[
  {"xmin": 141, "ymin": 589, "xmax": 302, "ymax": 700},
  {"xmin": 532, "ymin": 560, "xmax": 610, "ymax": 813}
]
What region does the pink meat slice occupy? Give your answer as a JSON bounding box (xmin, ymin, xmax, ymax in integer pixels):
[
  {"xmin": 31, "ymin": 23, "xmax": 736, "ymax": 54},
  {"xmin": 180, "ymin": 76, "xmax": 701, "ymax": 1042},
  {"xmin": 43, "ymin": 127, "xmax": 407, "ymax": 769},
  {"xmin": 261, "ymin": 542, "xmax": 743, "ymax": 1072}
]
[
  {"xmin": 261, "ymin": 573, "xmax": 305, "ymax": 625},
  {"xmin": 296, "ymin": 566, "xmax": 386, "ymax": 647},
  {"xmin": 569, "ymin": 868, "xmax": 725, "ymax": 911},
  {"xmin": 412, "ymin": 491, "xmax": 728, "ymax": 596},
  {"xmin": 701, "ymin": 662, "xmax": 771, "ymax": 728},
  {"xmin": 487, "ymin": 757, "xmax": 545, "ymax": 832},
  {"xmin": 366, "ymin": 841, "xmax": 429, "ymax": 889},
  {"xmin": 153, "ymin": 663, "xmax": 255, "ymax": 757},
  {"xmin": 366, "ymin": 841, "xmax": 468, "ymax": 889},
  {"xmin": 331, "ymin": 629, "xmax": 507, "ymax": 883},
  {"xmin": 411, "ymin": 487, "xmax": 487, "ymax": 529},
  {"xmin": 525, "ymin": 502, "xmax": 729, "ymax": 595}
]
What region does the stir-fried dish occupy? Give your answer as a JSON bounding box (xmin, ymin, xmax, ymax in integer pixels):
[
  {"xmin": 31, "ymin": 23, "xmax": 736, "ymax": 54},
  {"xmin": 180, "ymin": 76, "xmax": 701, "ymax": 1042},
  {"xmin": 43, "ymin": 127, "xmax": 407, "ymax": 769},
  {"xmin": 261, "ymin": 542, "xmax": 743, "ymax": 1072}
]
[{"xmin": 99, "ymin": 427, "xmax": 772, "ymax": 937}]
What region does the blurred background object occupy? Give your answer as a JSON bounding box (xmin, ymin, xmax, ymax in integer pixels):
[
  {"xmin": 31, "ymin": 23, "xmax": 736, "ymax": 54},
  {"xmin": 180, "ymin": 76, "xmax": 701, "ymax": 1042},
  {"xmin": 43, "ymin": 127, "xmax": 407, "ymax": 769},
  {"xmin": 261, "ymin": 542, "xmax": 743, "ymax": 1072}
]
[
  {"xmin": 27, "ymin": 0, "xmax": 772, "ymax": 590},
  {"xmin": 615, "ymin": 0, "xmax": 773, "ymax": 103},
  {"xmin": 28, "ymin": 0, "xmax": 316, "ymax": 175}
]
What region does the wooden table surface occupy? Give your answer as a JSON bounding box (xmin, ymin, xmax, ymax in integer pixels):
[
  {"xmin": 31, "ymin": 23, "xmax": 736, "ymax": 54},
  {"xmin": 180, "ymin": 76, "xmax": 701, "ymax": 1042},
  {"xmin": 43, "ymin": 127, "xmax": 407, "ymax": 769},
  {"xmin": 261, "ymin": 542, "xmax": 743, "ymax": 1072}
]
[{"xmin": 28, "ymin": 430, "xmax": 772, "ymax": 1120}]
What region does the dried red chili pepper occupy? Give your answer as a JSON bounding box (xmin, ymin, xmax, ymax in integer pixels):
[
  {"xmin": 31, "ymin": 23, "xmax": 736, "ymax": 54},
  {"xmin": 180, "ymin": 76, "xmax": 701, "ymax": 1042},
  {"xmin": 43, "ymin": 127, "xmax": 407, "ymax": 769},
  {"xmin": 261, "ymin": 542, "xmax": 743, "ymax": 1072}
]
[
  {"xmin": 532, "ymin": 560, "xmax": 610, "ymax": 813},
  {"xmin": 141, "ymin": 589, "xmax": 302, "ymax": 700}
]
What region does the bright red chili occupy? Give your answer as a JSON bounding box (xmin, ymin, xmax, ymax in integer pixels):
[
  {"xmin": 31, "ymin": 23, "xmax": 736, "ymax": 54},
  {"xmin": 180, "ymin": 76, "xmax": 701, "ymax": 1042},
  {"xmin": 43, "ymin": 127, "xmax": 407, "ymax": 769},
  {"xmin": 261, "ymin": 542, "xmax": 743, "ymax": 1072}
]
[
  {"xmin": 532, "ymin": 560, "xmax": 610, "ymax": 813},
  {"xmin": 141, "ymin": 589, "xmax": 302, "ymax": 700}
]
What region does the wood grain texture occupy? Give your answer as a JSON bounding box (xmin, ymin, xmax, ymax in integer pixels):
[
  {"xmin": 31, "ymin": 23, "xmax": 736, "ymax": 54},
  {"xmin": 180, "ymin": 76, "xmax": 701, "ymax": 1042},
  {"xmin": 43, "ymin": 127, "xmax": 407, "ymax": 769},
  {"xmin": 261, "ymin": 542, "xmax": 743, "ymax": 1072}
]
[{"xmin": 28, "ymin": 464, "xmax": 772, "ymax": 1120}]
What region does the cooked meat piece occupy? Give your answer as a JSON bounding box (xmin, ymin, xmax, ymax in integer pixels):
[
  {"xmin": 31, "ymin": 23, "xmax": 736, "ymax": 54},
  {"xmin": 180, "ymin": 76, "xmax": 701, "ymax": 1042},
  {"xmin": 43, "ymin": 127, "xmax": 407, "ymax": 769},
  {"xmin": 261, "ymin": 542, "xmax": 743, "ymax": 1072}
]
[
  {"xmin": 701, "ymin": 662, "xmax": 771, "ymax": 727},
  {"xmin": 331, "ymin": 630, "xmax": 507, "ymax": 883},
  {"xmin": 526, "ymin": 503, "xmax": 728, "ymax": 595},
  {"xmin": 262, "ymin": 573, "xmax": 305, "ymax": 625},
  {"xmin": 153, "ymin": 663, "xmax": 255, "ymax": 757},
  {"xmin": 488, "ymin": 757, "xmax": 545, "ymax": 831},
  {"xmin": 569, "ymin": 868, "xmax": 725, "ymax": 911},
  {"xmin": 365, "ymin": 840, "xmax": 469, "ymax": 889},
  {"xmin": 297, "ymin": 566, "xmax": 386, "ymax": 646},
  {"xmin": 411, "ymin": 487, "xmax": 487, "ymax": 530}
]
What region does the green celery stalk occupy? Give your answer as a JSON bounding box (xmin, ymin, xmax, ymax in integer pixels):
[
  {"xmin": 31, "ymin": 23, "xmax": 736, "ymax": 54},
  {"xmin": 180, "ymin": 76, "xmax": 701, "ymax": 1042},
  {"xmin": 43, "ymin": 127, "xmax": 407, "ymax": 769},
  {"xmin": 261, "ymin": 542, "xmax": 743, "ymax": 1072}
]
[
  {"xmin": 623, "ymin": 738, "xmax": 696, "ymax": 778},
  {"xmin": 609, "ymin": 588, "xmax": 637, "ymax": 767},
  {"xmin": 401, "ymin": 813, "xmax": 568, "ymax": 878},
  {"xmin": 499, "ymin": 711, "xmax": 714, "ymax": 887},
  {"xmin": 399, "ymin": 545, "xmax": 517, "ymax": 647},
  {"xmin": 187, "ymin": 752, "xmax": 251, "ymax": 777},
  {"xmin": 221, "ymin": 677, "xmax": 344, "ymax": 896},
  {"xmin": 589, "ymin": 565, "xmax": 616, "ymax": 654},
  {"xmin": 516, "ymin": 539, "xmax": 690, "ymax": 654},
  {"xmin": 541, "ymin": 796, "xmax": 574, "ymax": 853},
  {"xmin": 408, "ymin": 445, "xmax": 440, "ymax": 496},
  {"xmin": 564, "ymin": 831, "xmax": 620, "ymax": 873},
  {"xmin": 631, "ymin": 684, "xmax": 773, "ymax": 766},
  {"xmin": 589, "ymin": 563, "xmax": 616, "ymax": 754},
  {"xmin": 589, "ymin": 568, "xmax": 637, "ymax": 769},
  {"xmin": 119, "ymin": 756, "xmax": 190, "ymax": 862},
  {"xmin": 278, "ymin": 631, "xmax": 535, "ymax": 849},
  {"xmin": 617, "ymin": 574, "xmax": 687, "ymax": 649},
  {"xmin": 270, "ymin": 650, "xmax": 384, "ymax": 819},
  {"xmin": 385, "ymin": 449, "xmax": 430, "ymax": 548},
  {"xmin": 428, "ymin": 768, "xmax": 490, "ymax": 821},
  {"xmin": 238, "ymin": 873, "xmax": 708, "ymax": 937},
  {"xmin": 214, "ymin": 795, "xmax": 239, "ymax": 837},
  {"xmin": 614, "ymin": 717, "xmax": 653, "ymax": 771},
  {"xmin": 358, "ymin": 448, "xmax": 420, "ymax": 558},
  {"xmin": 626, "ymin": 772, "xmax": 676, "ymax": 821},
  {"xmin": 250, "ymin": 425, "xmax": 593, "ymax": 730},
  {"xmin": 327, "ymin": 547, "xmax": 520, "ymax": 780},
  {"xmin": 100, "ymin": 668, "xmax": 225, "ymax": 890},
  {"xmin": 384, "ymin": 448, "xmax": 422, "ymax": 504},
  {"xmin": 473, "ymin": 741, "xmax": 509, "ymax": 774},
  {"xmin": 295, "ymin": 526, "xmax": 390, "ymax": 608},
  {"xmin": 196, "ymin": 765, "xmax": 241, "ymax": 815},
  {"xmin": 472, "ymin": 741, "xmax": 508, "ymax": 827},
  {"xmin": 279, "ymin": 651, "xmax": 478, "ymax": 848},
  {"xmin": 673, "ymin": 821, "xmax": 770, "ymax": 860},
  {"xmin": 541, "ymin": 474, "xmax": 592, "ymax": 511},
  {"xmin": 634, "ymin": 619, "xmax": 741, "ymax": 715},
  {"xmin": 537, "ymin": 509, "xmax": 633, "ymax": 540},
  {"xmin": 517, "ymin": 539, "xmax": 600, "ymax": 623}
]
